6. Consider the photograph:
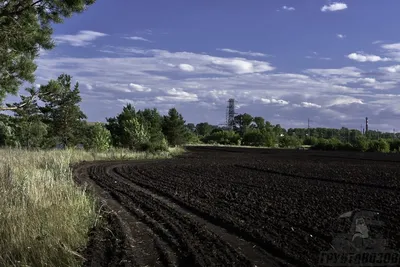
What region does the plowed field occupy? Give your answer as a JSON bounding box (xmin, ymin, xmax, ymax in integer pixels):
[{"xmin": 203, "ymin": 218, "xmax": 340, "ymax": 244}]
[{"xmin": 74, "ymin": 146, "xmax": 400, "ymax": 267}]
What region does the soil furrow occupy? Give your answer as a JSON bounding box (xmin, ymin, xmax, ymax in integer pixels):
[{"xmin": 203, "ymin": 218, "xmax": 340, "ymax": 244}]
[
  {"xmin": 107, "ymin": 164, "xmax": 286, "ymax": 267},
  {"xmin": 74, "ymin": 162, "xmax": 174, "ymax": 267},
  {"xmin": 73, "ymin": 147, "xmax": 400, "ymax": 267},
  {"xmin": 233, "ymin": 164, "xmax": 400, "ymax": 191}
]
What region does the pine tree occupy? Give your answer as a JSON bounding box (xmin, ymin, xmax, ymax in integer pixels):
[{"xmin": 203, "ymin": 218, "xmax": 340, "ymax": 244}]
[
  {"xmin": 39, "ymin": 74, "xmax": 87, "ymax": 148},
  {"xmin": 0, "ymin": 0, "xmax": 96, "ymax": 106},
  {"xmin": 162, "ymin": 108, "xmax": 187, "ymax": 146}
]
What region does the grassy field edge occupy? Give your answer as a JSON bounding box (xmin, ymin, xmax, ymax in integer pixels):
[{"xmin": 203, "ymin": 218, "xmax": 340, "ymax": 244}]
[{"xmin": 0, "ymin": 147, "xmax": 185, "ymax": 267}]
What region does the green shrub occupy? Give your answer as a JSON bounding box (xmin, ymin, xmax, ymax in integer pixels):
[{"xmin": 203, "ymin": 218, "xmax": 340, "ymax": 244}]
[
  {"xmin": 202, "ymin": 130, "xmax": 241, "ymax": 145},
  {"xmin": 136, "ymin": 137, "xmax": 169, "ymax": 153},
  {"xmin": 278, "ymin": 135, "xmax": 302, "ymax": 148},
  {"xmin": 353, "ymin": 136, "xmax": 369, "ymax": 152},
  {"xmin": 387, "ymin": 139, "xmax": 400, "ymax": 152},
  {"xmin": 242, "ymin": 129, "xmax": 265, "ymax": 146},
  {"xmin": 368, "ymin": 139, "xmax": 390, "ymax": 153}
]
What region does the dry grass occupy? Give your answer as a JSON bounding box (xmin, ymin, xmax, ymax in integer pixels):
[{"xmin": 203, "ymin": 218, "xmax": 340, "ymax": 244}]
[{"xmin": 0, "ymin": 147, "xmax": 185, "ymax": 267}]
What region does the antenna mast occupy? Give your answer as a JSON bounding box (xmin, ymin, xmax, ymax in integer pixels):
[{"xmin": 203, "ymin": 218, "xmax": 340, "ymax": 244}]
[{"xmin": 226, "ymin": 98, "xmax": 236, "ymax": 130}]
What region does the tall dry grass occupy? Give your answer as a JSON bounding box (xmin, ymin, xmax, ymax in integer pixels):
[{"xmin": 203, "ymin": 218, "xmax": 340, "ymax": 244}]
[{"xmin": 0, "ymin": 147, "xmax": 185, "ymax": 267}]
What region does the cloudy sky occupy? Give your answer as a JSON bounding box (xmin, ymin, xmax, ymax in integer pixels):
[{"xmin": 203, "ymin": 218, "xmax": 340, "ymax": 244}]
[{"xmin": 20, "ymin": 1, "xmax": 400, "ymax": 131}]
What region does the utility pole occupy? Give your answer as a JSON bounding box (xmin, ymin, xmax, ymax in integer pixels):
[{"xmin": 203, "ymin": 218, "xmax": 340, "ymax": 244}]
[{"xmin": 307, "ymin": 118, "xmax": 311, "ymax": 142}]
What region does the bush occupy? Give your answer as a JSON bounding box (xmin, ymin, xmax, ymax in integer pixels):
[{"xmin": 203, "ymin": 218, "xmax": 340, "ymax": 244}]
[
  {"xmin": 368, "ymin": 139, "xmax": 390, "ymax": 153},
  {"xmin": 278, "ymin": 135, "xmax": 301, "ymax": 148},
  {"xmin": 185, "ymin": 132, "xmax": 201, "ymax": 144},
  {"xmin": 312, "ymin": 138, "xmax": 329, "ymax": 150},
  {"xmin": 387, "ymin": 139, "xmax": 400, "ymax": 152},
  {"xmin": 136, "ymin": 137, "xmax": 169, "ymax": 153},
  {"xmin": 242, "ymin": 129, "xmax": 265, "ymax": 146},
  {"xmin": 202, "ymin": 130, "xmax": 241, "ymax": 145},
  {"xmin": 353, "ymin": 136, "xmax": 369, "ymax": 152},
  {"xmin": 312, "ymin": 138, "xmax": 346, "ymax": 151},
  {"xmin": 303, "ymin": 136, "xmax": 318, "ymax": 146},
  {"xmin": 88, "ymin": 123, "xmax": 112, "ymax": 152}
]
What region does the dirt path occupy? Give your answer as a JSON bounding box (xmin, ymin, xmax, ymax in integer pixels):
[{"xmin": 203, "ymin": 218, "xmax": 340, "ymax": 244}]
[{"xmin": 74, "ymin": 160, "xmax": 290, "ymax": 267}]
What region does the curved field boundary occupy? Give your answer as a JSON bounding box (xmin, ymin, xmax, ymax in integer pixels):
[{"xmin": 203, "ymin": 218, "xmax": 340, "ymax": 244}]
[
  {"xmin": 74, "ymin": 160, "xmax": 291, "ymax": 267},
  {"xmin": 74, "ymin": 148, "xmax": 400, "ymax": 266},
  {"xmin": 74, "ymin": 160, "xmax": 169, "ymax": 267}
]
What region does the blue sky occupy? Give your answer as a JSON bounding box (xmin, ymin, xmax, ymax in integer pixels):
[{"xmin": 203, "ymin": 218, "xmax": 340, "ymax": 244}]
[{"xmin": 26, "ymin": 1, "xmax": 400, "ymax": 131}]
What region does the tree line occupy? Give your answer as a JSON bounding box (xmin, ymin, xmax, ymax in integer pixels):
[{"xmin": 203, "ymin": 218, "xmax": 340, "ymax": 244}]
[
  {"xmin": 0, "ymin": 1, "xmax": 397, "ymax": 153},
  {"xmin": 0, "ymin": 74, "xmax": 399, "ymax": 153},
  {"xmin": 188, "ymin": 113, "xmax": 400, "ymax": 153}
]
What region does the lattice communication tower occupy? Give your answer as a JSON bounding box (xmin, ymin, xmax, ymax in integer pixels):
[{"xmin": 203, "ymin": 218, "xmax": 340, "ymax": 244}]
[{"xmin": 226, "ymin": 98, "xmax": 236, "ymax": 130}]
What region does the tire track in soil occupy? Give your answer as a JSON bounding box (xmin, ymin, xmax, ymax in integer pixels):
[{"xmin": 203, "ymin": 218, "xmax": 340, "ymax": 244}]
[
  {"xmin": 75, "ymin": 161, "xmax": 291, "ymax": 267},
  {"xmin": 113, "ymin": 164, "xmax": 306, "ymax": 267},
  {"xmin": 74, "ymin": 161, "xmax": 176, "ymax": 267},
  {"xmin": 106, "ymin": 162, "xmax": 288, "ymax": 267}
]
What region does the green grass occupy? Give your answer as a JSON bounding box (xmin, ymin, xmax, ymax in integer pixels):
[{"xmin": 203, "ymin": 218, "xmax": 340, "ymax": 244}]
[{"xmin": 0, "ymin": 147, "xmax": 185, "ymax": 267}]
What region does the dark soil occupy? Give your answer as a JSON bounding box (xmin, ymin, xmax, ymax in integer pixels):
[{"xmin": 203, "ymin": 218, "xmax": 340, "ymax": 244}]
[{"xmin": 73, "ymin": 146, "xmax": 400, "ymax": 267}]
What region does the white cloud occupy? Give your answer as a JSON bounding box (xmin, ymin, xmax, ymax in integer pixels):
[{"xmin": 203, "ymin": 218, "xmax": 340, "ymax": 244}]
[
  {"xmin": 156, "ymin": 88, "xmax": 198, "ymax": 102},
  {"xmin": 321, "ymin": 2, "xmax": 348, "ymax": 12},
  {"xmin": 357, "ymin": 78, "xmax": 376, "ymax": 84},
  {"xmin": 32, "ymin": 46, "xmax": 400, "ymax": 131},
  {"xmin": 381, "ymin": 65, "xmax": 400, "ymax": 73},
  {"xmin": 369, "ymin": 81, "xmax": 397, "ymax": 90},
  {"xmin": 217, "ymin": 48, "xmax": 268, "ymax": 57},
  {"xmin": 305, "ymin": 67, "xmax": 362, "ymax": 77},
  {"xmin": 84, "ymin": 83, "xmax": 93, "ymax": 90},
  {"xmin": 124, "ymin": 36, "xmax": 151, "ymax": 42},
  {"xmin": 337, "ymin": 34, "xmax": 346, "ymax": 39},
  {"xmin": 261, "ymin": 98, "xmax": 289, "ymax": 105},
  {"xmin": 178, "ymin": 64, "xmax": 195, "ymax": 72},
  {"xmin": 38, "ymin": 48, "xmax": 49, "ymax": 57},
  {"xmin": 347, "ymin": 52, "xmax": 390, "ymax": 62},
  {"xmin": 282, "ymin": 6, "xmax": 295, "ymax": 11},
  {"xmin": 117, "ymin": 99, "xmax": 136, "ymax": 105},
  {"xmin": 128, "ymin": 83, "xmax": 151, "ymax": 92},
  {"xmin": 210, "ymin": 57, "xmax": 274, "ymax": 74},
  {"xmin": 326, "ymin": 96, "xmax": 364, "ymax": 107},
  {"xmin": 381, "ymin": 43, "xmax": 400, "ymax": 62},
  {"xmin": 382, "ymin": 43, "xmax": 400, "ymax": 50},
  {"xmin": 305, "ymin": 52, "xmax": 332, "ymax": 61},
  {"xmin": 300, "ymin": 102, "xmax": 322, "ymax": 108},
  {"xmin": 372, "ymin": 40, "xmax": 384, "ymax": 45},
  {"xmin": 98, "ymin": 49, "xmax": 117, "ymax": 54},
  {"xmin": 151, "ymin": 49, "xmax": 275, "ymax": 74},
  {"xmin": 53, "ymin": 30, "xmax": 107, "ymax": 46}
]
